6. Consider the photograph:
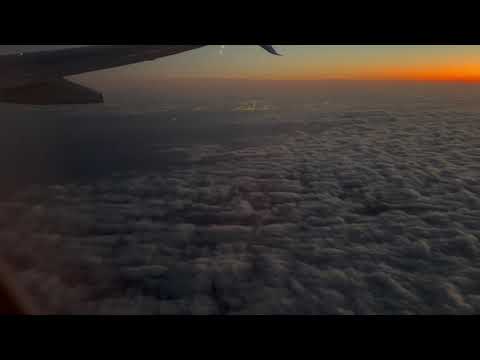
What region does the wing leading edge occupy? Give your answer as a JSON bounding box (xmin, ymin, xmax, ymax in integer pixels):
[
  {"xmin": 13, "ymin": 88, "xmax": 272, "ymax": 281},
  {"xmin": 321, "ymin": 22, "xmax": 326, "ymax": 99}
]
[{"xmin": 0, "ymin": 45, "xmax": 280, "ymax": 105}]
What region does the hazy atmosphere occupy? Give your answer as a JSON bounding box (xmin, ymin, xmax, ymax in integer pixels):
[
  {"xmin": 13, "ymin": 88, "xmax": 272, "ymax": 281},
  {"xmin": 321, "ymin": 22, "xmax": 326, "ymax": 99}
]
[
  {"xmin": 0, "ymin": 45, "xmax": 479, "ymax": 314},
  {"xmin": 2, "ymin": 45, "xmax": 480, "ymax": 81}
]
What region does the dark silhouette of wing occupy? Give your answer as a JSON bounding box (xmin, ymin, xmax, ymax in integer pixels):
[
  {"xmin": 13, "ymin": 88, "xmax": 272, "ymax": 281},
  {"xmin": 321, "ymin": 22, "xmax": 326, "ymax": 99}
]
[{"xmin": 0, "ymin": 45, "xmax": 280, "ymax": 105}]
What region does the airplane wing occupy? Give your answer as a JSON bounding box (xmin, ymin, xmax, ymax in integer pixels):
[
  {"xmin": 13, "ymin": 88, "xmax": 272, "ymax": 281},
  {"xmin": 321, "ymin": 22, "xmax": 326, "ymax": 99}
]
[{"xmin": 0, "ymin": 45, "xmax": 280, "ymax": 105}]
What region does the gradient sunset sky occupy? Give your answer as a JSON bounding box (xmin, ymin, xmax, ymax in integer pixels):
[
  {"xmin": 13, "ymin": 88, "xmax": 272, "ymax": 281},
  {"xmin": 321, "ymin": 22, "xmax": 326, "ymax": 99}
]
[{"xmin": 1, "ymin": 45, "xmax": 480, "ymax": 81}]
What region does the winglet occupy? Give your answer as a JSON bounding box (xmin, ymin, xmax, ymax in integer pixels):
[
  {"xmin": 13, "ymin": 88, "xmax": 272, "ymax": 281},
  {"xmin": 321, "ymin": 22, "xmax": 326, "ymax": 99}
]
[{"xmin": 260, "ymin": 45, "xmax": 282, "ymax": 56}]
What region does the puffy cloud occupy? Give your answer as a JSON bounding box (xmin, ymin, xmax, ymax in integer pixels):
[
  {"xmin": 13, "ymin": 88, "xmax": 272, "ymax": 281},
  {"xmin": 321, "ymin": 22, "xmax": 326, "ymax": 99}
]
[{"xmin": 1, "ymin": 106, "xmax": 480, "ymax": 315}]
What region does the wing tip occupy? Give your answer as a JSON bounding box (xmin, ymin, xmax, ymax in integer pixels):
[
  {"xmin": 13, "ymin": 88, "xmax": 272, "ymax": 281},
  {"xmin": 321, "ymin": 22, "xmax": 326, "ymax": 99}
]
[{"xmin": 260, "ymin": 45, "xmax": 282, "ymax": 56}]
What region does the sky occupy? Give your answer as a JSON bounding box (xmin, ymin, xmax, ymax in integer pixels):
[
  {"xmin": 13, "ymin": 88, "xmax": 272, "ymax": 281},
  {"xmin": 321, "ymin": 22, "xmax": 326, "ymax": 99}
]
[{"xmin": 1, "ymin": 45, "xmax": 480, "ymax": 81}]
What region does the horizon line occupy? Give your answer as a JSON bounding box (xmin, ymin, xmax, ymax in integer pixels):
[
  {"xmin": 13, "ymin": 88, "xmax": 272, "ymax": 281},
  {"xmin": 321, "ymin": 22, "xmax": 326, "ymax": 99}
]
[{"xmin": 160, "ymin": 76, "xmax": 480, "ymax": 84}]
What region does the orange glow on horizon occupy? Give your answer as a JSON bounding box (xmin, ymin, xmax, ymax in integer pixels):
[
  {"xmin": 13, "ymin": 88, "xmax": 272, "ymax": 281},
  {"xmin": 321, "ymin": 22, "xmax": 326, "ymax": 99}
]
[
  {"xmin": 194, "ymin": 68, "xmax": 480, "ymax": 83},
  {"xmin": 79, "ymin": 45, "xmax": 480, "ymax": 84},
  {"xmin": 356, "ymin": 60, "xmax": 480, "ymax": 82},
  {"xmin": 256, "ymin": 60, "xmax": 480, "ymax": 82}
]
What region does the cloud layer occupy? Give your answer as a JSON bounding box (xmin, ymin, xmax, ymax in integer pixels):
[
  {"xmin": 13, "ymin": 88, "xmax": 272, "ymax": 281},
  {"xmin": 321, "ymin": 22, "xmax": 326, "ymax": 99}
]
[{"xmin": 1, "ymin": 108, "xmax": 479, "ymax": 314}]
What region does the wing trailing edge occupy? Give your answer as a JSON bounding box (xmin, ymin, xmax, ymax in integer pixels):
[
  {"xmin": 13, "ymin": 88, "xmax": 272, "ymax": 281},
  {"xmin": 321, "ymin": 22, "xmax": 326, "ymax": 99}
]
[{"xmin": 0, "ymin": 78, "xmax": 104, "ymax": 105}]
